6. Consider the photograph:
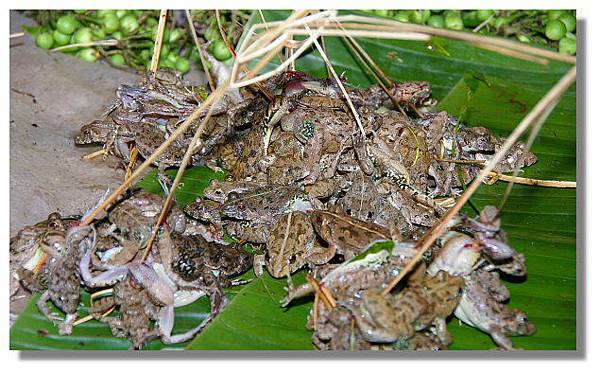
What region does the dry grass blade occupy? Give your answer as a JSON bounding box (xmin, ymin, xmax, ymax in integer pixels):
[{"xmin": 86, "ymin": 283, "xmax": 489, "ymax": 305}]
[
  {"xmin": 471, "ymin": 42, "xmax": 549, "ymax": 65},
  {"xmin": 150, "ymin": 9, "xmax": 169, "ymax": 76},
  {"xmin": 381, "ymin": 66, "xmax": 577, "ymax": 296},
  {"xmin": 306, "ymin": 24, "xmax": 365, "ymax": 136},
  {"xmin": 485, "ymin": 171, "xmax": 576, "ymax": 188},
  {"xmin": 334, "ymin": 15, "xmax": 576, "ymax": 64},
  {"xmin": 10, "ymin": 32, "xmax": 24, "ymax": 39},
  {"xmin": 186, "ymin": 10, "xmax": 215, "ymax": 92},
  {"xmin": 50, "ymin": 39, "xmax": 119, "ymax": 52}
]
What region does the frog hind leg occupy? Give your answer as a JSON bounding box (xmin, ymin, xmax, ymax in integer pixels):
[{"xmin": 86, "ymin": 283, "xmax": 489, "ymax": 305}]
[
  {"xmin": 489, "ymin": 324, "xmax": 516, "ymax": 350},
  {"xmin": 36, "ymin": 290, "xmax": 62, "ymax": 323},
  {"xmin": 253, "ymin": 254, "xmax": 265, "ymax": 277},
  {"xmin": 156, "ymin": 163, "xmax": 173, "ymax": 196},
  {"xmin": 57, "ymin": 313, "xmax": 78, "ymax": 335}
]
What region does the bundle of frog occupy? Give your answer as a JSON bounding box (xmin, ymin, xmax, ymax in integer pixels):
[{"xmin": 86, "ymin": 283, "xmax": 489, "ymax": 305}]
[
  {"xmin": 178, "ymin": 70, "xmax": 537, "ymax": 280},
  {"xmin": 10, "ymin": 190, "xmax": 253, "ymax": 348},
  {"xmin": 280, "ymin": 206, "xmax": 535, "ymax": 351}
]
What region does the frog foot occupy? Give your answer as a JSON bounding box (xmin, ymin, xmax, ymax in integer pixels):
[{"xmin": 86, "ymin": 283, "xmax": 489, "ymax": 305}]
[{"xmin": 57, "ymin": 314, "xmax": 77, "ymax": 335}]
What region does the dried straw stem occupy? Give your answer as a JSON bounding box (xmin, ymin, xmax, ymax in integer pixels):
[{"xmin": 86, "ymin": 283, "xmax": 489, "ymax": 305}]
[
  {"xmin": 334, "ymin": 15, "xmax": 576, "ymax": 64},
  {"xmin": 51, "ymin": 39, "xmax": 119, "ymax": 52},
  {"xmin": 382, "ymin": 66, "xmax": 577, "ymax": 296},
  {"xmin": 487, "ymin": 171, "xmax": 576, "ymax": 188},
  {"xmin": 185, "ymin": 10, "xmax": 215, "ymax": 92},
  {"xmin": 306, "ymin": 24, "xmax": 365, "ymax": 136},
  {"xmin": 150, "ymin": 10, "xmax": 169, "ymax": 76}
]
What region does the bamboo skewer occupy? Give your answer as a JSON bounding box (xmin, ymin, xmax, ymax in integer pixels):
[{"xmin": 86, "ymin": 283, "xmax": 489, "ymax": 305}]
[
  {"xmin": 382, "ymin": 66, "xmax": 576, "ymax": 296},
  {"xmin": 150, "ymin": 10, "xmax": 169, "ymax": 77}
]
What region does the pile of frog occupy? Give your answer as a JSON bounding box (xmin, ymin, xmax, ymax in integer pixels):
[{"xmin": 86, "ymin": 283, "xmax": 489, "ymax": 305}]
[{"xmin": 10, "ymin": 68, "xmax": 539, "ymax": 350}]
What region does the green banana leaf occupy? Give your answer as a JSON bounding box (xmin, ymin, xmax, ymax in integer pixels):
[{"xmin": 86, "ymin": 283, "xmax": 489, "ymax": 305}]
[{"xmin": 10, "ymin": 10, "xmax": 576, "ymax": 350}]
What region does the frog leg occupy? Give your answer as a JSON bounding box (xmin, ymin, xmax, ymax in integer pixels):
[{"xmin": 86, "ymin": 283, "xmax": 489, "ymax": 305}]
[
  {"xmin": 253, "ymin": 254, "xmax": 265, "ymax": 277},
  {"xmin": 156, "ymin": 163, "xmax": 173, "ymax": 196},
  {"xmin": 489, "ymin": 324, "xmax": 516, "ymax": 350},
  {"xmin": 36, "ymin": 290, "xmax": 63, "ymax": 323},
  {"xmin": 477, "ymin": 237, "xmax": 517, "ymax": 263},
  {"xmin": 57, "ymin": 313, "xmax": 78, "ymax": 335},
  {"xmin": 79, "ymin": 246, "xmax": 129, "ymax": 288},
  {"xmin": 281, "ymin": 282, "xmax": 314, "ymax": 307},
  {"xmin": 262, "ymin": 100, "xmax": 293, "ymax": 156},
  {"xmin": 158, "ymin": 288, "xmax": 226, "ymax": 345},
  {"xmin": 432, "ymin": 316, "xmax": 452, "ymax": 347}
]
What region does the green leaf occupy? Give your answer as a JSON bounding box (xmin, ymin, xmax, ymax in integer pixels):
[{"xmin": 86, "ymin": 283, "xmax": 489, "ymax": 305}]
[
  {"xmin": 186, "ymin": 271, "xmax": 314, "ymax": 349},
  {"xmin": 10, "ymin": 291, "xmax": 212, "ymax": 350},
  {"xmin": 437, "ymin": 74, "xmax": 576, "ymax": 350},
  {"xmin": 136, "ymin": 166, "xmax": 225, "ymax": 207}
]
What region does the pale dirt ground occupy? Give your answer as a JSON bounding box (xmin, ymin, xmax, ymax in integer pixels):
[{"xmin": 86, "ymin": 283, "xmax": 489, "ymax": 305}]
[{"xmin": 9, "ymin": 11, "xmax": 204, "ymax": 318}]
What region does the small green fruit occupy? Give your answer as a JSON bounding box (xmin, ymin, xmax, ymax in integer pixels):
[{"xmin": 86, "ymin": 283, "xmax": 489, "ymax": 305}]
[
  {"xmin": 103, "ymin": 14, "xmax": 120, "ymax": 34},
  {"xmin": 558, "ymin": 36, "xmax": 576, "ymax": 55},
  {"xmin": 175, "ymin": 58, "xmax": 190, "ymax": 74},
  {"xmin": 35, "ymin": 32, "xmax": 54, "ymax": 49},
  {"xmin": 427, "ymin": 15, "xmax": 445, "ymax": 28},
  {"xmin": 110, "ymin": 53, "xmax": 126, "ymax": 65},
  {"xmin": 120, "ymin": 15, "xmax": 140, "ymax": 35},
  {"xmin": 545, "ymin": 19, "xmax": 567, "ymax": 41},
  {"xmin": 558, "ymin": 13, "xmax": 576, "ymax": 32},
  {"xmin": 56, "ymin": 15, "xmax": 78, "ymax": 35},
  {"xmin": 52, "ymin": 30, "xmax": 71, "ymax": 46},
  {"xmin": 78, "ymin": 47, "xmax": 99, "ymax": 62}
]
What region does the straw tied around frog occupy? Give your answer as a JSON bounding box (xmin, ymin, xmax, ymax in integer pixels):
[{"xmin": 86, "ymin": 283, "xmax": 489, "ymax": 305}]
[{"xmin": 10, "ymin": 10, "xmax": 576, "ymax": 350}]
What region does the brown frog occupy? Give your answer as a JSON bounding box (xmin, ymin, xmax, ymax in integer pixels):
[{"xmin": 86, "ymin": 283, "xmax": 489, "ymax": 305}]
[
  {"xmin": 10, "ymin": 213, "xmax": 79, "ymax": 297},
  {"xmin": 258, "ymin": 212, "xmax": 332, "ymax": 281},
  {"xmin": 37, "ymin": 225, "xmax": 96, "ymax": 335},
  {"xmin": 96, "ymin": 190, "xmax": 186, "ymax": 267},
  {"xmin": 80, "ymin": 250, "xmax": 214, "ymax": 349},
  {"xmin": 453, "ymin": 269, "xmax": 535, "ymax": 350},
  {"xmin": 310, "ymin": 209, "xmax": 391, "ymax": 260}
]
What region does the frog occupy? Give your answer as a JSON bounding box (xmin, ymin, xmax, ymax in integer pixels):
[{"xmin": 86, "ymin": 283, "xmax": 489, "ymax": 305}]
[
  {"xmin": 10, "ymin": 213, "xmax": 79, "ymax": 297},
  {"xmin": 37, "ymin": 225, "xmax": 96, "ymax": 335},
  {"xmin": 310, "ymin": 209, "xmax": 391, "ymax": 261},
  {"xmin": 100, "ymin": 190, "xmax": 187, "ymax": 265},
  {"xmin": 203, "ymin": 179, "xmax": 266, "ymax": 204},
  {"xmin": 157, "ymin": 230, "xmax": 253, "ymax": 287},
  {"xmin": 79, "ymin": 247, "xmax": 215, "ymax": 349},
  {"xmin": 299, "ymin": 78, "xmax": 436, "ymax": 113},
  {"xmin": 392, "ymin": 270, "xmax": 464, "ymax": 346},
  {"xmin": 184, "ymin": 197, "xmax": 223, "ymax": 233},
  {"xmin": 265, "ymin": 131, "xmax": 311, "ymax": 185},
  {"xmin": 343, "ymin": 288, "xmax": 407, "ymax": 343},
  {"xmin": 453, "ymin": 268, "xmax": 535, "ymax": 350},
  {"xmin": 257, "ymin": 212, "xmax": 333, "ymax": 282},
  {"xmin": 220, "ymin": 184, "xmax": 312, "ymax": 223}
]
